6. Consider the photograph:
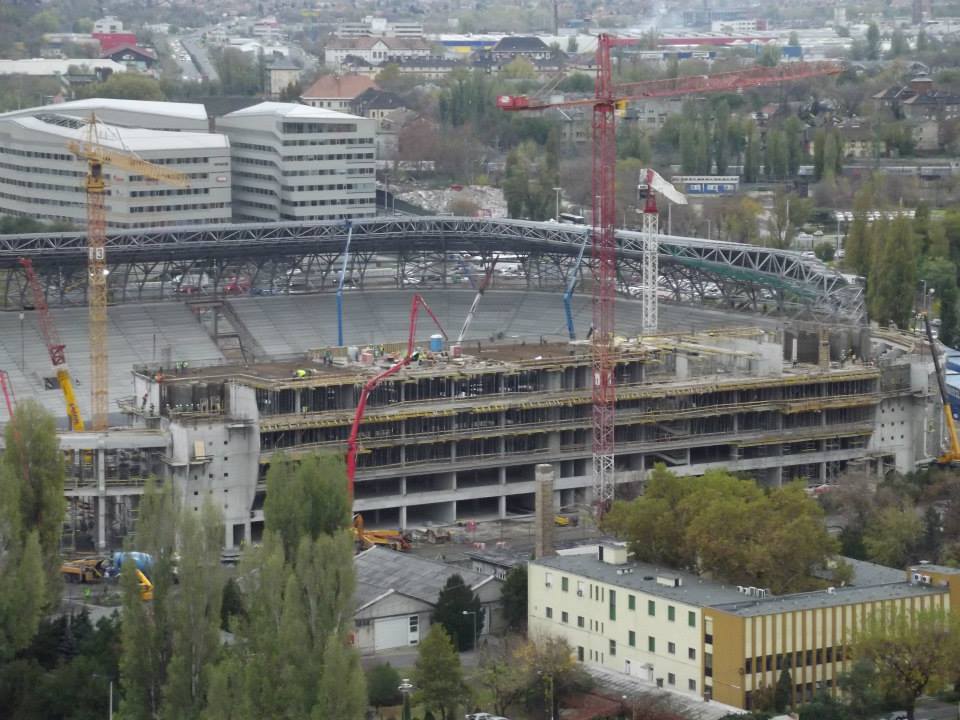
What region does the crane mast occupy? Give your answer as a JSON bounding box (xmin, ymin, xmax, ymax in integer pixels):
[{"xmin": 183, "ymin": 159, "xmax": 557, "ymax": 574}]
[{"xmin": 497, "ymin": 42, "xmax": 842, "ymax": 513}]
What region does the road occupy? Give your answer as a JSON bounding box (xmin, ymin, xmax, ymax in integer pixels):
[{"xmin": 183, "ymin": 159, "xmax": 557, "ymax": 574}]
[{"xmin": 180, "ymin": 36, "xmax": 220, "ymax": 84}]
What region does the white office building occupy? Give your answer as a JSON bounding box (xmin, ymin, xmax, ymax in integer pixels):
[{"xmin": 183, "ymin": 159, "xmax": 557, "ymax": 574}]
[
  {"xmin": 217, "ymin": 102, "xmax": 376, "ymax": 223},
  {"xmin": 0, "ymin": 99, "xmax": 232, "ymax": 229}
]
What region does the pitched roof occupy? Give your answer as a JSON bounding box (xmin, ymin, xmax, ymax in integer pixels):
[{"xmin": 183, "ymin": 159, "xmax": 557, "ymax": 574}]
[
  {"xmin": 101, "ymin": 43, "xmax": 157, "ymax": 60},
  {"xmin": 301, "ymin": 73, "xmax": 378, "ymax": 100},
  {"xmin": 354, "ymin": 546, "xmax": 494, "ymax": 606},
  {"xmin": 353, "ymin": 87, "xmax": 406, "ymax": 110},
  {"xmin": 222, "ymin": 101, "xmax": 363, "ymax": 121},
  {"xmin": 492, "ymin": 35, "xmax": 550, "ymax": 52}
]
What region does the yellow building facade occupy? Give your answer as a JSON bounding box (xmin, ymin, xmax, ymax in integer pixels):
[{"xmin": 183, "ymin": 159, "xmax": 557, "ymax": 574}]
[{"xmin": 529, "ymin": 547, "xmax": 959, "ymax": 712}]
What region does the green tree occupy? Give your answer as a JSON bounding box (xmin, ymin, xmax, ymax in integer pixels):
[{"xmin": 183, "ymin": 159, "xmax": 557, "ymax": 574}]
[
  {"xmin": 413, "ymin": 625, "xmax": 469, "ymax": 720},
  {"xmin": 476, "ymin": 640, "xmax": 526, "ymax": 717},
  {"xmin": 814, "ymin": 241, "xmax": 836, "ymax": 262},
  {"xmin": 845, "ymin": 185, "xmax": 874, "ymax": 275},
  {"xmin": 757, "ymin": 44, "xmax": 781, "ymax": 67},
  {"xmin": 566, "ymin": 36, "xmax": 578, "ymax": 54},
  {"xmin": 917, "ymin": 29, "xmax": 929, "ymax": 52},
  {"xmin": 866, "ymin": 23, "xmax": 881, "ymax": 61},
  {"xmin": 264, "ymin": 452, "xmax": 351, "ymax": 559},
  {"xmin": 368, "ymin": 662, "xmax": 402, "ymax": 709},
  {"xmin": 162, "ymin": 501, "xmax": 225, "ymax": 720},
  {"xmin": 852, "ymin": 609, "xmax": 960, "ymax": 720},
  {"xmin": 863, "ymin": 506, "xmax": 922, "ymax": 567},
  {"xmin": 869, "ymin": 216, "xmax": 917, "ymax": 328},
  {"xmin": 767, "ymin": 190, "xmax": 811, "ymax": 249},
  {"xmin": 77, "ymin": 72, "xmax": 166, "ymax": 101},
  {"xmin": 513, "ymin": 636, "xmax": 592, "ymax": 719},
  {"xmin": 783, "ymin": 116, "xmax": 804, "ymax": 177},
  {"xmin": 433, "ymin": 574, "xmax": 483, "ymax": 651},
  {"xmin": 743, "ymin": 123, "xmax": 760, "ymax": 183},
  {"xmin": 797, "ymin": 693, "xmax": 852, "ymax": 720},
  {"xmin": 921, "ymin": 257, "xmax": 959, "ymax": 346},
  {"xmin": 214, "ymin": 47, "xmax": 261, "ymax": 95},
  {"xmin": 0, "ymin": 399, "xmax": 64, "ymax": 602},
  {"xmin": 501, "ymin": 565, "xmax": 528, "ymax": 631},
  {"xmin": 558, "ymin": 72, "xmax": 592, "ymax": 92},
  {"xmin": 765, "ymin": 129, "xmax": 788, "ymax": 180},
  {"xmin": 774, "ymin": 668, "xmax": 792, "ymax": 712},
  {"xmin": 501, "ymin": 57, "xmax": 537, "ymax": 80},
  {"xmin": 888, "ymin": 28, "xmax": 908, "ymax": 58},
  {"xmin": 788, "ymin": 31, "xmax": 800, "ymax": 46}
]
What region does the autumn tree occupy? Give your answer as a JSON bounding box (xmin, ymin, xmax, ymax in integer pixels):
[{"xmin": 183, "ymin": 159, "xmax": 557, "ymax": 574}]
[
  {"xmin": 852, "ymin": 608, "xmax": 960, "ymax": 720},
  {"xmin": 604, "ymin": 466, "xmax": 838, "ymax": 593},
  {"xmin": 514, "ymin": 635, "xmax": 592, "ymax": 719},
  {"xmin": 863, "ymin": 506, "xmax": 922, "ymax": 568}
]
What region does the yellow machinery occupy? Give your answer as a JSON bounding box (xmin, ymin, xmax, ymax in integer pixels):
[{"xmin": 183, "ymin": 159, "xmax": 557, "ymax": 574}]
[
  {"xmin": 352, "ymin": 514, "xmax": 412, "ymax": 552},
  {"xmin": 135, "ymin": 569, "xmax": 154, "ymax": 602},
  {"xmin": 61, "ymin": 557, "xmax": 107, "ymax": 583},
  {"xmin": 923, "ymin": 314, "xmax": 960, "ymax": 465},
  {"xmin": 67, "ymin": 116, "xmax": 189, "ymax": 430}
]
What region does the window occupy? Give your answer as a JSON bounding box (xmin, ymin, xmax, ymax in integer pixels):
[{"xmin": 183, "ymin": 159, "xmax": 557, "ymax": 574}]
[
  {"xmin": 609, "ymin": 639, "xmax": 617, "ymax": 656},
  {"xmin": 577, "ymin": 581, "xmax": 585, "ymax": 596},
  {"xmin": 409, "ymin": 615, "xmax": 418, "ymax": 634},
  {"xmin": 629, "ymin": 631, "xmax": 636, "ymax": 647},
  {"xmin": 546, "ymin": 607, "xmax": 553, "ymax": 619},
  {"xmin": 688, "ymin": 678, "xmax": 697, "ymax": 692},
  {"xmin": 688, "ymin": 611, "xmax": 696, "ymax": 628},
  {"xmin": 648, "ymin": 636, "xmax": 656, "ymax": 652},
  {"xmin": 668, "ymin": 606, "xmax": 676, "ymax": 622},
  {"xmin": 745, "ymin": 658, "xmax": 752, "ymax": 674},
  {"xmin": 688, "ymin": 647, "xmax": 696, "ymax": 660},
  {"xmin": 561, "ymin": 611, "xmax": 569, "ymax": 624},
  {"xmin": 609, "ymin": 589, "xmax": 616, "ymax": 621},
  {"xmin": 578, "ymin": 646, "xmax": 584, "ymax": 661},
  {"xmin": 648, "ymin": 600, "xmax": 656, "ymax": 616},
  {"xmin": 578, "ymin": 616, "xmax": 585, "ymax": 628},
  {"xmin": 562, "ymin": 576, "xmax": 569, "ymax": 592},
  {"xmin": 628, "ymin": 594, "xmax": 636, "ymax": 610},
  {"xmin": 668, "ymin": 642, "xmax": 676, "ymax": 655},
  {"xmin": 668, "ymin": 673, "xmax": 676, "ymax": 686},
  {"xmin": 545, "ymin": 572, "xmax": 553, "ymax": 588}
]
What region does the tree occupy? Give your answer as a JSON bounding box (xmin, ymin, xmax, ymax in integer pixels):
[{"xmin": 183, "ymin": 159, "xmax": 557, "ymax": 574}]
[
  {"xmin": 503, "ymin": 150, "xmax": 527, "ymax": 218},
  {"xmin": 788, "ymin": 31, "xmax": 800, "ymax": 46},
  {"xmin": 921, "ymin": 257, "xmax": 960, "ymax": 346},
  {"xmin": 476, "ymin": 639, "xmax": 526, "ymax": 717},
  {"xmin": 866, "ymin": 23, "xmax": 881, "ymax": 61},
  {"xmin": 501, "ymin": 565, "xmax": 528, "ymax": 631},
  {"xmin": 888, "ymin": 28, "xmax": 908, "ymax": 58},
  {"xmin": 814, "ymin": 241, "xmax": 836, "ymax": 262},
  {"xmin": 845, "ymin": 185, "xmax": 874, "ymax": 275},
  {"xmin": 263, "ymin": 452, "xmax": 351, "ymax": 559},
  {"xmin": 0, "ymin": 399, "xmax": 64, "ymax": 603},
  {"xmin": 767, "ymin": 190, "xmax": 811, "ymax": 249},
  {"xmin": 501, "ymin": 57, "xmax": 537, "ymax": 80},
  {"xmin": 566, "ymin": 36, "xmax": 578, "ymax": 54},
  {"xmin": 368, "ymin": 662, "xmax": 402, "ymax": 709},
  {"xmin": 558, "ymin": 72, "xmax": 592, "ymax": 92},
  {"xmin": 852, "ymin": 609, "xmax": 960, "ymax": 720},
  {"xmin": 774, "ymin": 668, "xmax": 792, "ymax": 712},
  {"xmin": 797, "ymin": 693, "xmax": 852, "ymax": 720},
  {"xmin": 77, "ymin": 72, "xmax": 166, "ymax": 101},
  {"xmin": 433, "ymin": 574, "xmax": 483, "ymax": 651},
  {"xmin": 783, "ymin": 116, "xmax": 804, "ymax": 177},
  {"xmin": 765, "ymin": 129, "xmax": 788, "ymax": 180},
  {"xmin": 604, "ymin": 466, "xmax": 838, "ymax": 593},
  {"xmin": 413, "ymin": 625, "xmax": 469, "ymax": 720},
  {"xmin": 757, "ymin": 44, "xmax": 781, "ymax": 67},
  {"xmin": 869, "ymin": 216, "xmax": 917, "ymax": 328},
  {"xmin": 214, "ymin": 47, "xmax": 261, "ymax": 95},
  {"xmin": 863, "ymin": 506, "xmax": 922, "ymax": 567},
  {"xmin": 513, "ymin": 636, "xmax": 592, "ymax": 719},
  {"xmin": 743, "ymin": 124, "xmax": 760, "ymax": 183},
  {"xmin": 917, "ymin": 29, "xmax": 929, "ymax": 52}
]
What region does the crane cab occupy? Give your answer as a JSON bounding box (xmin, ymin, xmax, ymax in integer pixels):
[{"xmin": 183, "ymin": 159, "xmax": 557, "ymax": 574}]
[{"xmin": 496, "ymin": 95, "xmax": 530, "ymax": 110}]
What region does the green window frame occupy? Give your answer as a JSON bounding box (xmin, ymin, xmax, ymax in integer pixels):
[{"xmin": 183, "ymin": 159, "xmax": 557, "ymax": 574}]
[
  {"xmin": 668, "ymin": 606, "xmax": 676, "ymax": 622},
  {"xmin": 628, "ymin": 630, "xmax": 636, "ymax": 647},
  {"xmin": 561, "ymin": 576, "xmax": 569, "ymax": 592},
  {"xmin": 648, "ymin": 636, "xmax": 655, "ymax": 652},
  {"xmin": 648, "ymin": 600, "xmax": 655, "ymax": 616},
  {"xmin": 688, "ymin": 610, "xmax": 696, "ymax": 627},
  {"xmin": 628, "ymin": 594, "xmax": 636, "ymax": 610},
  {"xmin": 609, "ymin": 589, "xmax": 616, "ymax": 621}
]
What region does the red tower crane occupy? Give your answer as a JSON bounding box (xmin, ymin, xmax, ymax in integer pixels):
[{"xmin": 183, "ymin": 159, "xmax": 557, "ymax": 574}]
[
  {"xmin": 346, "ymin": 294, "xmax": 447, "ymax": 496},
  {"xmin": 498, "ymin": 39, "xmax": 842, "ymax": 513}
]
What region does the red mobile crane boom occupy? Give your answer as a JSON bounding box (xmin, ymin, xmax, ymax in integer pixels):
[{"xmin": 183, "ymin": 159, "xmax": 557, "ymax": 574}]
[
  {"xmin": 498, "ymin": 38, "xmax": 842, "ymax": 513},
  {"xmin": 346, "ymin": 294, "xmax": 448, "ymax": 496}
]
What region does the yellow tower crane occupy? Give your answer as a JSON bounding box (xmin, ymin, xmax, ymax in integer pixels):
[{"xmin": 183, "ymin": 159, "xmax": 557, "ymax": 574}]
[{"xmin": 67, "ymin": 116, "xmax": 189, "ymax": 430}]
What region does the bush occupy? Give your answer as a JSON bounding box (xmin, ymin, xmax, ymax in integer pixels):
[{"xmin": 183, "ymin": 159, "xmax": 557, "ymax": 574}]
[{"xmin": 814, "ymin": 241, "xmax": 836, "ymax": 262}]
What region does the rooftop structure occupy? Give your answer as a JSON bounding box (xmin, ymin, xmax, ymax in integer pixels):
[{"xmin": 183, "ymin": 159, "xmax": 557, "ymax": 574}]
[
  {"xmin": 335, "ymin": 17, "xmax": 425, "ymax": 38},
  {"xmin": 301, "ymin": 74, "xmax": 379, "ymax": 111},
  {"xmin": 324, "ymin": 36, "xmax": 432, "ymax": 70},
  {"xmin": 0, "ymin": 58, "xmax": 127, "ymax": 77},
  {"xmin": 217, "ymin": 101, "xmax": 376, "ymax": 223}
]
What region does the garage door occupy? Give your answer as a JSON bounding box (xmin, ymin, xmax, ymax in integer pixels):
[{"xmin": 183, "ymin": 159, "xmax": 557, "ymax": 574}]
[{"xmin": 374, "ymin": 617, "xmax": 410, "ymax": 651}]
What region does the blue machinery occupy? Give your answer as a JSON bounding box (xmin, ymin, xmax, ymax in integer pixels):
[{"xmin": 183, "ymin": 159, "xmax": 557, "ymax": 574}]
[
  {"xmin": 563, "ymin": 235, "xmax": 589, "ymax": 340},
  {"xmin": 336, "ymin": 220, "xmax": 353, "ymax": 346}
]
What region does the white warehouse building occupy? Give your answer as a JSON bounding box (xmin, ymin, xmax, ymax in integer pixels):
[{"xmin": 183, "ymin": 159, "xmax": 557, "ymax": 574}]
[
  {"xmin": 217, "ymin": 102, "xmax": 377, "ymax": 223},
  {"xmin": 0, "ymin": 99, "xmax": 232, "ymax": 229}
]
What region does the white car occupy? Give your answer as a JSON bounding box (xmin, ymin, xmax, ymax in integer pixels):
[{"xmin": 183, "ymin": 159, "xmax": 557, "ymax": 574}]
[{"xmin": 465, "ymin": 714, "xmax": 510, "ymax": 720}]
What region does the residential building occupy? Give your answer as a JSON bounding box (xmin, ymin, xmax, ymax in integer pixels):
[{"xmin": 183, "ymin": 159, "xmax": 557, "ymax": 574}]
[
  {"xmin": 217, "ymin": 101, "xmax": 376, "ymax": 223},
  {"xmin": 351, "ymin": 87, "xmax": 406, "ymax": 121},
  {"xmin": 265, "ymin": 59, "xmax": 301, "ymax": 98},
  {"xmin": 335, "ymin": 17, "xmax": 425, "ymax": 38},
  {"xmin": 489, "ymin": 36, "xmax": 558, "ymax": 61},
  {"xmin": 324, "ymin": 36, "xmax": 432, "ymax": 70},
  {"xmin": 101, "ymin": 44, "xmax": 157, "ymax": 72},
  {"xmin": 301, "ymin": 74, "xmax": 379, "ymax": 111},
  {"xmin": 529, "ymin": 545, "xmax": 960, "ymax": 711},
  {"xmin": 0, "ymin": 99, "xmax": 231, "ymax": 229},
  {"xmin": 353, "ymin": 546, "xmax": 503, "ymax": 653},
  {"xmin": 836, "ymin": 123, "xmax": 877, "ymax": 159},
  {"xmin": 0, "ymin": 58, "xmax": 127, "ymax": 78},
  {"xmin": 873, "ymin": 77, "xmax": 960, "ymax": 122},
  {"xmin": 93, "ymin": 16, "xmax": 124, "ymax": 34}
]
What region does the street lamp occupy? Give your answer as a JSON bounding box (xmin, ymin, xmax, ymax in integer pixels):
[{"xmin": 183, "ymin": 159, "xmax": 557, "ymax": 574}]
[
  {"xmin": 553, "ymin": 187, "xmax": 562, "ymax": 221},
  {"xmin": 462, "ymin": 609, "xmax": 478, "ymax": 651},
  {"xmin": 398, "ymin": 678, "xmax": 413, "ymax": 720}
]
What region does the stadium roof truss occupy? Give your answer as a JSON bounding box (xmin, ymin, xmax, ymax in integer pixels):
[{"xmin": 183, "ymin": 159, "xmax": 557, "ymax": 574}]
[{"xmin": 0, "ymin": 217, "xmax": 864, "ymax": 323}]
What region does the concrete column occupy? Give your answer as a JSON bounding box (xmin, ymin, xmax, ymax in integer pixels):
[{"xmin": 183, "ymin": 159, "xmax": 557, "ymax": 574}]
[
  {"xmin": 498, "ymin": 495, "xmax": 506, "ymax": 518},
  {"xmin": 400, "ymin": 476, "xmax": 407, "ymax": 496},
  {"xmin": 818, "ymin": 328, "xmax": 830, "ymax": 369},
  {"xmin": 399, "ymin": 504, "xmax": 407, "ymax": 530},
  {"xmin": 97, "ymin": 442, "xmax": 107, "ymax": 551}
]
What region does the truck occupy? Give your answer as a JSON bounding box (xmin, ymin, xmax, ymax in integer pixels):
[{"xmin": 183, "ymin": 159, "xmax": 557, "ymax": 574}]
[{"xmin": 60, "ymin": 557, "xmax": 108, "ymax": 584}]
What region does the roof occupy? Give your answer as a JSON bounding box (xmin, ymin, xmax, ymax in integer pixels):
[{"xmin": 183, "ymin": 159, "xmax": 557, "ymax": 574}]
[
  {"xmin": 0, "ymin": 98, "xmax": 209, "ymax": 122},
  {"xmin": 268, "ymin": 59, "xmax": 300, "ymax": 71},
  {"xmin": 711, "ymin": 581, "xmax": 946, "ymax": 617},
  {"xmin": 7, "ymin": 115, "xmax": 228, "ymax": 152},
  {"xmin": 353, "ymin": 87, "xmax": 406, "ymax": 110},
  {"xmin": 101, "ymin": 44, "xmax": 157, "ymax": 60},
  {"xmin": 301, "ymin": 74, "xmax": 378, "ymax": 100},
  {"xmin": 910, "ymin": 563, "xmax": 960, "ymax": 575},
  {"xmin": 327, "ymin": 36, "xmax": 431, "ymax": 51},
  {"xmin": 355, "ymin": 546, "xmax": 496, "ymax": 607},
  {"xmin": 221, "ymin": 101, "xmax": 364, "ymax": 121},
  {"xmin": 811, "ymin": 556, "xmax": 905, "ymax": 587},
  {"xmin": 533, "ymin": 553, "xmax": 748, "ymax": 607},
  {"xmin": 492, "ymin": 35, "xmax": 550, "ymax": 52},
  {"xmin": 0, "ymin": 58, "xmax": 127, "ymax": 76}
]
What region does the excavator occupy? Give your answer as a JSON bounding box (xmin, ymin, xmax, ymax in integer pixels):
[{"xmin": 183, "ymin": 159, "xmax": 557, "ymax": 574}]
[{"xmin": 923, "ymin": 314, "xmax": 960, "ymax": 466}]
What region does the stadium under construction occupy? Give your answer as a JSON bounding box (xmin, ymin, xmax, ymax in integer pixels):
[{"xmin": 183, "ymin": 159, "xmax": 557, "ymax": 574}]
[{"xmin": 0, "ymin": 219, "xmax": 943, "ymax": 551}]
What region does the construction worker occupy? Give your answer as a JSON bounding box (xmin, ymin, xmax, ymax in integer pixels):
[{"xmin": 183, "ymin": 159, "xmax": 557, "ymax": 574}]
[{"xmin": 293, "ymin": 368, "xmax": 308, "ymax": 379}]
